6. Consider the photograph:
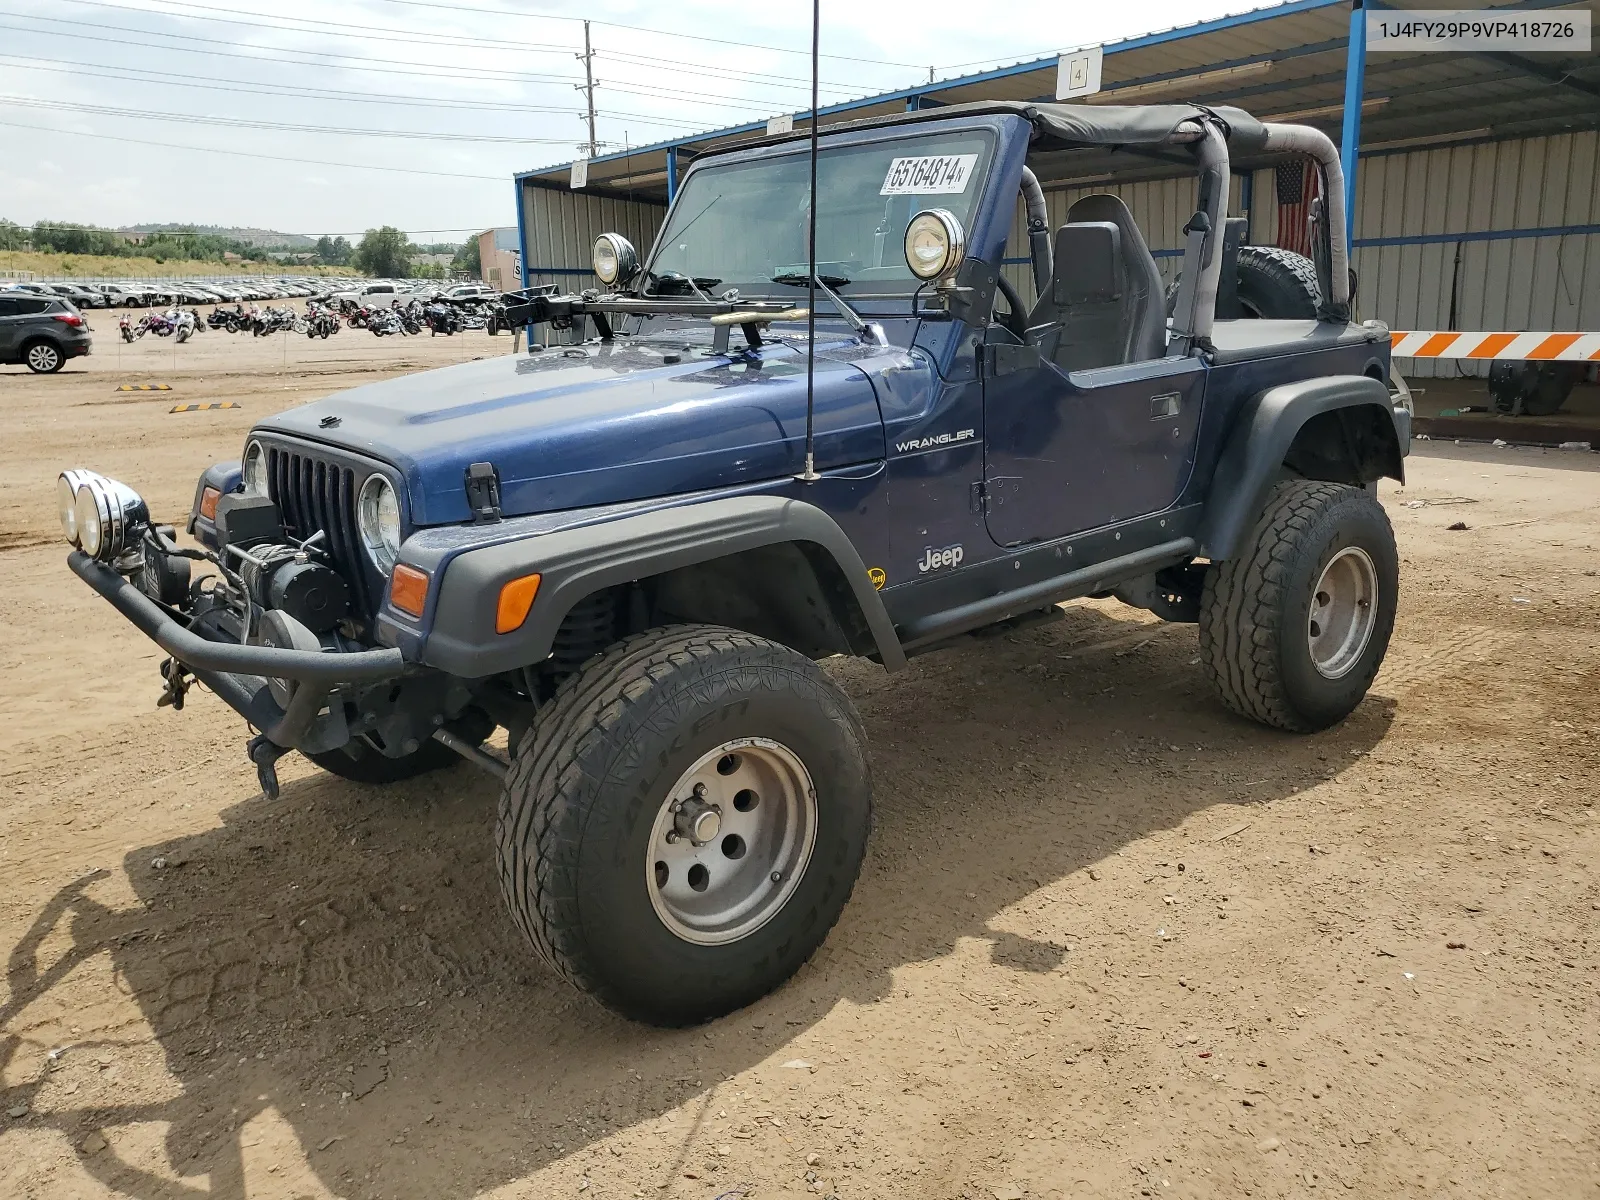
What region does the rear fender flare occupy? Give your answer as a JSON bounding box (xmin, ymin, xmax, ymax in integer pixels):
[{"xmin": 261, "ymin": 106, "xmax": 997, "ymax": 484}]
[
  {"xmin": 1198, "ymin": 374, "xmax": 1406, "ymax": 560},
  {"xmin": 422, "ymin": 495, "xmax": 906, "ymax": 677}
]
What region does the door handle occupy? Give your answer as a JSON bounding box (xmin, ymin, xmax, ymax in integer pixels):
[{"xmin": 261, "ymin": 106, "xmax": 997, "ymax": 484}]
[{"xmin": 1149, "ymin": 392, "xmax": 1182, "ymax": 420}]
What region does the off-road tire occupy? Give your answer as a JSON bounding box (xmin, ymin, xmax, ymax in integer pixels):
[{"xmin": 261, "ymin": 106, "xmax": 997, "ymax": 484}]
[
  {"xmin": 1234, "ymin": 245, "xmax": 1320, "ymax": 319},
  {"xmin": 1165, "ymin": 245, "xmax": 1321, "ymax": 320},
  {"xmin": 498, "ymin": 624, "xmax": 872, "ymax": 1026},
  {"xmin": 1199, "ymin": 480, "xmax": 1398, "ymax": 732}
]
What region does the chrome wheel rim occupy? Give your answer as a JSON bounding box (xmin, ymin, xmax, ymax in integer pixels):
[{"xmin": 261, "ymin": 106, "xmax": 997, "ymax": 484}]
[
  {"xmin": 27, "ymin": 344, "xmax": 59, "ymax": 371},
  {"xmin": 646, "ymin": 737, "xmax": 817, "ymax": 946},
  {"xmin": 1308, "ymin": 546, "xmax": 1378, "ymax": 679}
]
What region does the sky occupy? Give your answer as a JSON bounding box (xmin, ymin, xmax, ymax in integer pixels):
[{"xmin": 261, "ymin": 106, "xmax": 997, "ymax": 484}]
[{"xmin": 0, "ymin": 0, "xmax": 1286, "ymax": 240}]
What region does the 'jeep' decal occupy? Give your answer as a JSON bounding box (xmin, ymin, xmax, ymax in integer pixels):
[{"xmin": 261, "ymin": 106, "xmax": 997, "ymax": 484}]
[
  {"xmin": 917, "ymin": 544, "xmax": 964, "ymax": 573},
  {"xmin": 895, "ymin": 428, "xmax": 975, "ymax": 454}
]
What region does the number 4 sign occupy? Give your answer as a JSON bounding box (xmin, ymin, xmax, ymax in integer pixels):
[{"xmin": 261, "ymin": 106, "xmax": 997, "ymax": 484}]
[{"xmin": 1056, "ymin": 45, "xmax": 1104, "ymax": 100}]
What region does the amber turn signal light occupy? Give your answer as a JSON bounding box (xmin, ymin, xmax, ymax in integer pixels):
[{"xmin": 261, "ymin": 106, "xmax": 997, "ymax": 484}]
[
  {"xmin": 199, "ymin": 486, "xmax": 220, "ymax": 521},
  {"xmin": 496, "ymin": 573, "xmax": 541, "ymax": 634},
  {"xmin": 389, "ymin": 563, "xmax": 430, "ymax": 617}
]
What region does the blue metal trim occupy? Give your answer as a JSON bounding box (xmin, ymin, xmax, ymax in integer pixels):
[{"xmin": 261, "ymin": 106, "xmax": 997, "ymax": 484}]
[
  {"xmin": 514, "ymin": 179, "xmax": 530, "ymax": 291},
  {"xmin": 666, "ymin": 146, "xmax": 679, "ymax": 203},
  {"xmin": 1339, "ymin": 0, "xmax": 1368, "ymax": 249},
  {"xmin": 1353, "ymin": 222, "xmax": 1600, "ymax": 248}
]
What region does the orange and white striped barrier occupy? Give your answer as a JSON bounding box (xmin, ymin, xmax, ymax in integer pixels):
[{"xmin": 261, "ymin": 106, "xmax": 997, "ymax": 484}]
[{"xmin": 1389, "ymin": 330, "xmax": 1600, "ymax": 361}]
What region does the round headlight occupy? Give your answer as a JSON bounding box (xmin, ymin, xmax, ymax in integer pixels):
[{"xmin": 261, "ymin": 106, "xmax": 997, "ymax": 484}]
[
  {"xmin": 76, "ymin": 486, "xmax": 104, "ymax": 557},
  {"xmin": 242, "ymin": 440, "xmax": 269, "ymax": 498},
  {"xmin": 592, "ymin": 233, "xmax": 639, "ymax": 287},
  {"xmin": 57, "ymin": 469, "xmax": 89, "ymax": 545},
  {"xmin": 357, "ymin": 474, "xmax": 401, "ymax": 574},
  {"xmin": 70, "ymin": 473, "xmax": 149, "ymax": 563},
  {"xmin": 904, "ymin": 209, "xmax": 966, "ymax": 282}
]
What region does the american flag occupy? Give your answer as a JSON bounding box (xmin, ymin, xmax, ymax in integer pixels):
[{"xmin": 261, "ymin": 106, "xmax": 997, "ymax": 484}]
[{"xmin": 1274, "ymin": 160, "xmax": 1320, "ymax": 256}]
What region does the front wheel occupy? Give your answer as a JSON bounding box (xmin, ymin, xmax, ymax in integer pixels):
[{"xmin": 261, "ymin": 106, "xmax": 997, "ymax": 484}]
[
  {"xmin": 498, "ymin": 625, "xmax": 872, "ymax": 1025},
  {"xmin": 1199, "ymin": 480, "xmax": 1398, "ymax": 732}
]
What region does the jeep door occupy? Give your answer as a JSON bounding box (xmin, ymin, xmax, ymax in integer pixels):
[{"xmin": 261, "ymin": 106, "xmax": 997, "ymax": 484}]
[{"xmin": 981, "ymin": 349, "xmax": 1205, "ymax": 547}]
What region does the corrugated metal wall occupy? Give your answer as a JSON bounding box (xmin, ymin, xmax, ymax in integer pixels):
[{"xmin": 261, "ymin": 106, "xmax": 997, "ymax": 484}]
[
  {"xmin": 1002, "ymin": 176, "xmax": 1245, "ymax": 311},
  {"xmin": 1252, "ymin": 131, "xmax": 1600, "ymax": 378},
  {"xmin": 519, "ymin": 183, "xmax": 665, "ymax": 289}
]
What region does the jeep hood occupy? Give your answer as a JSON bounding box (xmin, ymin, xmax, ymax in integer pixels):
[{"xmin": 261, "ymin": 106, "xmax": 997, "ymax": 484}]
[{"xmin": 256, "ymin": 337, "xmax": 889, "ymax": 525}]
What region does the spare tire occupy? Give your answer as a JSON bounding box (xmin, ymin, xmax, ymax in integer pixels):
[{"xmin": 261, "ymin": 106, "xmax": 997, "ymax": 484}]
[
  {"xmin": 1234, "ymin": 245, "xmax": 1320, "ymax": 319},
  {"xmin": 1166, "ymin": 245, "xmax": 1322, "ymax": 320}
]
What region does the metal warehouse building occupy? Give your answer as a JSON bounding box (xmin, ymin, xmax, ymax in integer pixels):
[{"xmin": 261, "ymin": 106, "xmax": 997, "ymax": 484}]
[{"xmin": 513, "ymin": 0, "xmax": 1600, "ymax": 380}]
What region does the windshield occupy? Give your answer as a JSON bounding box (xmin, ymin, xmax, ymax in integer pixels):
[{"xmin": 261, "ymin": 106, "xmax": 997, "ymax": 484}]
[{"xmin": 646, "ymin": 129, "xmax": 993, "ymax": 301}]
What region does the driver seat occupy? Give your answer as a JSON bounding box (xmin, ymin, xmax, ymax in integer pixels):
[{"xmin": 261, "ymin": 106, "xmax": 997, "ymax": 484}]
[{"xmin": 1027, "ymin": 194, "xmax": 1166, "ymax": 371}]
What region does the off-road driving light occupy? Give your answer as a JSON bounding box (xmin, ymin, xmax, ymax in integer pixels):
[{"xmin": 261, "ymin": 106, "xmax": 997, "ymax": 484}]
[
  {"xmin": 71, "ymin": 472, "xmax": 149, "ymax": 562},
  {"xmin": 242, "ymin": 439, "xmax": 269, "ymax": 498},
  {"xmin": 357, "ymin": 473, "xmax": 401, "ymax": 575},
  {"xmin": 57, "ymin": 468, "xmax": 94, "ymax": 545},
  {"xmin": 904, "ymin": 209, "xmax": 966, "ymax": 283},
  {"xmin": 592, "ymin": 233, "xmax": 639, "ymax": 287}
]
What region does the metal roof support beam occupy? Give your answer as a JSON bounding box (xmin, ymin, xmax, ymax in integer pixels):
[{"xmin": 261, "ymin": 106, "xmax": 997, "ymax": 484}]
[
  {"xmin": 666, "ymin": 146, "xmax": 679, "ymax": 204},
  {"xmin": 1481, "ymin": 51, "xmax": 1600, "ymax": 100},
  {"xmin": 1339, "ymin": 0, "xmax": 1367, "ymax": 249}
]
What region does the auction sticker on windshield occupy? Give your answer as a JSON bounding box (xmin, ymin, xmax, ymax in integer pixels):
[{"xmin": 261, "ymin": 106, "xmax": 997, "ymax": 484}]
[{"xmin": 880, "ymin": 154, "xmax": 979, "ymax": 195}]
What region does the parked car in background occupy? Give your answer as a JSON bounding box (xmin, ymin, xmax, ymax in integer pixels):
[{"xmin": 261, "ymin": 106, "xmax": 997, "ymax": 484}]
[
  {"xmin": 47, "ymin": 284, "xmax": 109, "ymax": 309},
  {"xmin": 332, "ymin": 281, "xmax": 405, "ymax": 308},
  {"xmin": 94, "ymin": 284, "xmax": 151, "ymax": 307},
  {"xmin": 445, "ymin": 284, "xmax": 496, "ymax": 301},
  {"xmin": 0, "ymin": 293, "xmax": 91, "ymax": 372}
]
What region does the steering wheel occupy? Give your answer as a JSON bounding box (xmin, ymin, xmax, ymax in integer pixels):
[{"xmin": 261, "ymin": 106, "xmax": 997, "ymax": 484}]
[{"xmin": 993, "ymin": 274, "xmax": 1029, "ymax": 340}]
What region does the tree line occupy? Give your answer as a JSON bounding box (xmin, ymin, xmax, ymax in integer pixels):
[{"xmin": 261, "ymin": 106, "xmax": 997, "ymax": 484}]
[{"xmin": 1, "ymin": 220, "xmax": 481, "ymax": 279}]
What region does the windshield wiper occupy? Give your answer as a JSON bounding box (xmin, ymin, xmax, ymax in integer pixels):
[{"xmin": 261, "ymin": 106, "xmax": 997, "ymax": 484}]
[
  {"xmin": 770, "ymin": 271, "xmax": 871, "ymax": 339},
  {"xmin": 651, "ymin": 270, "xmax": 720, "ymax": 301}
]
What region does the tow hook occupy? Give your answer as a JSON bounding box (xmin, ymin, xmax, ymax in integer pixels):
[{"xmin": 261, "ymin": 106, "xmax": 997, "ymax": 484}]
[
  {"xmin": 157, "ymin": 657, "xmax": 192, "ymax": 711},
  {"xmin": 247, "ymin": 734, "xmax": 289, "ymax": 801}
]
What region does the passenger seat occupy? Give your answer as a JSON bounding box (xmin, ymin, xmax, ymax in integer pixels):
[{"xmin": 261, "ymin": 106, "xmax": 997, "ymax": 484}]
[{"xmin": 1026, "ymin": 194, "xmax": 1166, "ymax": 372}]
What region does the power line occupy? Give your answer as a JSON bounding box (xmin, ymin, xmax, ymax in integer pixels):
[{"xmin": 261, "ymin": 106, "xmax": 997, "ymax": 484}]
[
  {"xmin": 0, "ymin": 95, "xmax": 583, "ymax": 143},
  {"xmin": 5, "ymin": 15, "xmax": 583, "ymax": 85},
  {"xmin": 0, "ymin": 53, "xmax": 709, "ymax": 128},
  {"xmin": 0, "ymin": 118, "xmax": 508, "ymax": 179},
  {"xmin": 5, "ymin": 17, "xmax": 830, "ymax": 111},
  {"xmin": 52, "ymin": 0, "xmax": 583, "ymax": 55},
  {"xmin": 362, "ymin": 0, "xmax": 924, "ymax": 67},
  {"xmin": 43, "ymin": 0, "xmax": 878, "ymax": 98}
]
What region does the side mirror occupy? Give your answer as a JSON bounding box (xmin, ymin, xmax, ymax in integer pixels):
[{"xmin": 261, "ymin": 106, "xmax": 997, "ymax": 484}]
[{"xmin": 592, "ymin": 233, "xmax": 640, "ymax": 287}]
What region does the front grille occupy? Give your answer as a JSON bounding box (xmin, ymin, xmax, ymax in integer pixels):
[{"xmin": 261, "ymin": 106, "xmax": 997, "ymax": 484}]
[{"xmin": 265, "ymin": 446, "xmax": 377, "ymax": 618}]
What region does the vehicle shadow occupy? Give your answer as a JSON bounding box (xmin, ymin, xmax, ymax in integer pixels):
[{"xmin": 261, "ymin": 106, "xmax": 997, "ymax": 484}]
[{"xmin": 1, "ymin": 602, "xmax": 1395, "ymax": 1199}]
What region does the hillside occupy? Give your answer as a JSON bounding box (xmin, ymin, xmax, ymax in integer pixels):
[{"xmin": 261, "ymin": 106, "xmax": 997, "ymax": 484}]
[
  {"xmin": 119, "ymin": 224, "xmax": 318, "ymax": 250},
  {"xmin": 0, "ymin": 250, "xmax": 357, "ymax": 279}
]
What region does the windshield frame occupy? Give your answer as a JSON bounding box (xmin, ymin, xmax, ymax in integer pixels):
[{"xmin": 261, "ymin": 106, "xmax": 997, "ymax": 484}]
[{"xmin": 641, "ymin": 119, "xmax": 1004, "ymax": 307}]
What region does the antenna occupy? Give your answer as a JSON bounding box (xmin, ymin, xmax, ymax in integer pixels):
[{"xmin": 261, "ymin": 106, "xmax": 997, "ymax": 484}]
[{"xmin": 799, "ymin": 0, "xmax": 821, "ymax": 483}]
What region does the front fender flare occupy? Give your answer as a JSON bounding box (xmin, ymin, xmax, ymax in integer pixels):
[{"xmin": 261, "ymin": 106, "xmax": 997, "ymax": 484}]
[
  {"xmin": 1198, "ymin": 374, "xmax": 1406, "ymax": 561},
  {"xmin": 420, "ymin": 495, "xmax": 906, "ymax": 678}
]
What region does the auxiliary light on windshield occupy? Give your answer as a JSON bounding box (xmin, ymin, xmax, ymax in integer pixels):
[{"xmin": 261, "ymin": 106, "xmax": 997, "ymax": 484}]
[
  {"xmin": 593, "ymin": 234, "xmax": 639, "ymax": 287},
  {"xmin": 904, "ymin": 209, "xmax": 967, "ymax": 283}
]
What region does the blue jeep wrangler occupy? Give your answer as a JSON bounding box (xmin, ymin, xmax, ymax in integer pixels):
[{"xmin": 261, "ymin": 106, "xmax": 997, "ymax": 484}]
[{"xmin": 59, "ymin": 102, "xmax": 1408, "ymax": 1026}]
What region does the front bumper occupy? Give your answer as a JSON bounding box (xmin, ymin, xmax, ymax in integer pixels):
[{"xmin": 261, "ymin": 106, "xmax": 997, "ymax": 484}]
[{"xmin": 69, "ymin": 550, "xmax": 405, "ymax": 750}]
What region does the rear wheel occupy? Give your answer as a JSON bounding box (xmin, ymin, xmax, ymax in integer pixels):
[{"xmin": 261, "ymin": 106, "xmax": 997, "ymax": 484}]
[
  {"xmin": 23, "ymin": 340, "xmax": 64, "ymax": 373},
  {"xmin": 1199, "ymin": 480, "xmax": 1398, "ymax": 732},
  {"xmin": 498, "ymin": 625, "xmax": 872, "ymax": 1025}
]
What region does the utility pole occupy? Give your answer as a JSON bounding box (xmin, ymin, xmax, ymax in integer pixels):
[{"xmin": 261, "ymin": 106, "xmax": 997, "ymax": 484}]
[{"xmin": 576, "ymin": 20, "xmax": 598, "ymax": 158}]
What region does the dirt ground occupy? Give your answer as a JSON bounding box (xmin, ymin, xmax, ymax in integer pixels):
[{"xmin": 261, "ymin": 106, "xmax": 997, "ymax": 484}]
[{"xmin": 2, "ymin": 323, "xmax": 1598, "ymax": 1200}]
